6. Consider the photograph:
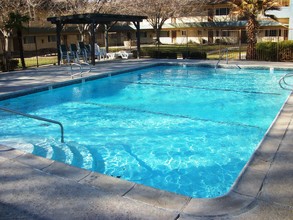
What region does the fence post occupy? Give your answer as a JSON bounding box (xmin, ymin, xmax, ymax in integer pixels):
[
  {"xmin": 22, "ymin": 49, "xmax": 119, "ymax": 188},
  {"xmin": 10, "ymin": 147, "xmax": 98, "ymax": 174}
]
[{"xmin": 238, "ymin": 29, "xmax": 242, "ymax": 60}]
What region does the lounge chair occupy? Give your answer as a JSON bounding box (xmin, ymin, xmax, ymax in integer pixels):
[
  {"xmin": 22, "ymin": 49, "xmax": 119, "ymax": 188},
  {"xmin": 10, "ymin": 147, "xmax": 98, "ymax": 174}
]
[
  {"xmin": 69, "ymin": 44, "xmax": 80, "ymax": 62},
  {"xmin": 78, "ymin": 42, "xmax": 90, "ymax": 62},
  {"xmin": 60, "ymin": 44, "xmax": 75, "ymax": 63},
  {"xmin": 59, "ymin": 44, "xmax": 91, "ymax": 78},
  {"xmin": 94, "ymin": 43, "xmax": 107, "ymax": 60},
  {"xmin": 115, "ymin": 50, "xmax": 133, "ymax": 59}
]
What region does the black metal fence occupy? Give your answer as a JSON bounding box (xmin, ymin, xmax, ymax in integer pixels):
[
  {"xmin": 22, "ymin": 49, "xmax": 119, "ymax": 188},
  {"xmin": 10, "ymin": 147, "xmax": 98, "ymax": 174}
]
[{"xmin": 256, "ymin": 42, "xmax": 293, "ymax": 62}]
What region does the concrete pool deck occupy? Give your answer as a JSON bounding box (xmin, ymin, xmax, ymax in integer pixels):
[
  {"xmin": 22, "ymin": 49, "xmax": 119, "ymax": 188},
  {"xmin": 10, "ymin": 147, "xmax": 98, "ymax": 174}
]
[{"xmin": 0, "ymin": 59, "xmax": 292, "ymax": 219}]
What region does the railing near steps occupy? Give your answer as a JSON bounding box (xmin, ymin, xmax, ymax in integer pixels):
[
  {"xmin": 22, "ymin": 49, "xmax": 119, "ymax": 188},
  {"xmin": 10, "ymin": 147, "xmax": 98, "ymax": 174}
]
[
  {"xmin": 279, "ymin": 73, "xmax": 293, "ymax": 91},
  {"xmin": 0, "ymin": 107, "xmax": 64, "ymax": 143},
  {"xmin": 69, "ymin": 62, "xmax": 91, "ymax": 79},
  {"xmin": 215, "ymin": 48, "xmax": 228, "ymax": 69},
  {"xmin": 215, "ymin": 47, "xmax": 241, "ymax": 70}
]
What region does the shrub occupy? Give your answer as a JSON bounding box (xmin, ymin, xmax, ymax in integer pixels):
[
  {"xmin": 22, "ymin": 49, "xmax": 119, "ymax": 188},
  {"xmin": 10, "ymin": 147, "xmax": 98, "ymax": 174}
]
[
  {"xmin": 256, "ymin": 42, "xmax": 278, "ymax": 61},
  {"xmin": 182, "ymin": 51, "xmax": 207, "ymax": 59},
  {"xmin": 256, "ymin": 41, "xmax": 293, "ymax": 61},
  {"xmin": 0, "ymin": 59, "xmax": 19, "ymax": 71},
  {"xmin": 140, "ymin": 46, "xmax": 207, "ymax": 60},
  {"xmin": 278, "ymin": 40, "xmax": 293, "ymax": 61},
  {"xmin": 150, "ymin": 51, "xmax": 177, "ymax": 59}
]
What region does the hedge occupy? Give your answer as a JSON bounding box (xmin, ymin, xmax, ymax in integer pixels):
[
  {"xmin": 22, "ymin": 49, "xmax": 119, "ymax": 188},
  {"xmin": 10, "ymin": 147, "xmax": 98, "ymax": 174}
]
[
  {"xmin": 140, "ymin": 46, "xmax": 207, "ymax": 59},
  {"xmin": 182, "ymin": 51, "xmax": 207, "ymax": 59},
  {"xmin": 256, "ymin": 40, "xmax": 293, "ymax": 61},
  {"xmin": 0, "ymin": 59, "xmax": 19, "ymax": 71}
]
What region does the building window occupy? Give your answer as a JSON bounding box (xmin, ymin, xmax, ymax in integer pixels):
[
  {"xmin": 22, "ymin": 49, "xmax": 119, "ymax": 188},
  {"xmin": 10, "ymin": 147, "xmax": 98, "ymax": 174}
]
[
  {"xmin": 198, "ymin": 30, "xmax": 202, "ymax": 36},
  {"xmin": 23, "ymin": 36, "xmax": 36, "ymax": 44},
  {"xmin": 215, "ymin": 30, "xmax": 220, "ymax": 37},
  {"xmin": 265, "ymin": 29, "xmax": 281, "ymax": 37},
  {"xmin": 278, "ymin": 0, "xmax": 289, "ymax": 6},
  {"xmin": 181, "ymin": 30, "xmax": 187, "ymax": 36},
  {"xmin": 48, "ymin": 35, "xmax": 56, "ymax": 42},
  {"xmin": 215, "ymin": 8, "xmax": 230, "ymax": 16},
  {"xmin": 160, "ymin": 31, "xmax": 170, "ymax": 37},
  {"xmin": 222, "ymin": 30, "xmax": 230, "ymax": 37},
  {"xmin": 140, "ymin": 32, "xmax": 147, "ymax": 38}
]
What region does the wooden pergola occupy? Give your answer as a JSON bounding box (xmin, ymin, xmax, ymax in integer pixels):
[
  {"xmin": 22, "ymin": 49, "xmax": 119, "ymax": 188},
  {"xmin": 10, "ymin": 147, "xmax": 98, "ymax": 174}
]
[{"xmin": 47, "ymin": 13, "xmax": 147, "ymax": 65}]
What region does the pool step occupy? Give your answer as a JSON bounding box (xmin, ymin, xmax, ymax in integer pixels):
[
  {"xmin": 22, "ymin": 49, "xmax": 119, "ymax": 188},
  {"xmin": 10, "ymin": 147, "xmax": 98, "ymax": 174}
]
[
  {"xmin": 51, "ymin": 142, "xmax": 73, "ymax": 165},
  {"xmin": 34, "ymin": 140, "xmax": 54, "ymax": 159},
  {"xmin": 65, "ymin": 142, "xmax": 94, "ymax": 170},
  {"xmin": 1, "ymin": 137, "xmax": 98, "ymax": 171},
  {"xmin": 34, "ymin": 140, "xmax": 73, "ymax": 165}
]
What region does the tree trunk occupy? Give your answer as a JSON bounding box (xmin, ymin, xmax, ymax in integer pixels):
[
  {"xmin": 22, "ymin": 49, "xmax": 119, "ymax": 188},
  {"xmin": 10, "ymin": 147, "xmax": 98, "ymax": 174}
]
[
  {"xmin": 246, "ymin": 17, "xmax": 258, "ymax": 60},
  {"xmin": 17, "ymin": 29, "xmax": 26, "ymax": 69},
  {"xmin": 155, "ymin": 28, "xmax": 161, "ymax": 45},
  {"xmin": 2, "ymin": 32, "xmax": 11, "ymax": 72}
]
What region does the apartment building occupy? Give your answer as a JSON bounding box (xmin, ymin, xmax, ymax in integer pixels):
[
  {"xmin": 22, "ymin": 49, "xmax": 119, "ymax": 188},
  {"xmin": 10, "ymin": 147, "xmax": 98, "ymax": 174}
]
[
  {"xmin": 136, "ymin": 0, "xmax": 292, "ymax": 45},
  {"xmin": 1, "ymin": 0, "xmax": 292, "ymax": 53}
]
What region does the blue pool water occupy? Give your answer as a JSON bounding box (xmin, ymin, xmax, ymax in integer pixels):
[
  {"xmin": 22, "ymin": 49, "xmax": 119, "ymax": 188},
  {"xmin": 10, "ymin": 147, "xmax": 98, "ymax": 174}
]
[{"xmin": 0, "ymin": 65, "xmax": 291, "ymax": 198}]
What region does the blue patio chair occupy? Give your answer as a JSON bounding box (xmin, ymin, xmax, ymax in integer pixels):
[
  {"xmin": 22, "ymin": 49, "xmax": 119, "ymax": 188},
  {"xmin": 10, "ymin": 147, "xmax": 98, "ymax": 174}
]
[
  {"xmin": 60, "ymin": 44, "xmax": 75, "ymax": 63},
  {"xmin": 69, "ymin": 44, "xmax": 80, "ymax": 62},
  {"xmin": 78, "ymin": 42, "xmax": 90, "ymax": 62}
]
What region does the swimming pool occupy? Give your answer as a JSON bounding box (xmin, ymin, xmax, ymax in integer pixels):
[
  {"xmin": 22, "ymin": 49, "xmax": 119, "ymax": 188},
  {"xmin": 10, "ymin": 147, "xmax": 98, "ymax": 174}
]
[{"xmin": 0, "ymin": 64, "xmax": 291, "ymax": 198}]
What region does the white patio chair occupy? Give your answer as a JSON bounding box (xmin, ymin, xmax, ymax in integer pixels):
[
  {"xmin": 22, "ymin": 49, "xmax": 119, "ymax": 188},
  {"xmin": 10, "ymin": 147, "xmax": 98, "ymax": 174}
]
[
  {"xmin": 94, "ymin": 43, "xmax": 106, "ymax": 60},
  {"xmin": 115, "ymin": 50, "xmax": 133, "ymax": 59}
]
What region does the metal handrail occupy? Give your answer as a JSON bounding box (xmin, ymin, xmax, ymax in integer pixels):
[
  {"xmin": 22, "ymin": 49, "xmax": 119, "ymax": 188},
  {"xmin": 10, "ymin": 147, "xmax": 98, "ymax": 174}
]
[
  {"xmin": 215, "ymin": 48, "xmax": 228, "ymax": 69},
  {"xmin": 0, "ymin": 107, "xmax": 64, "ymax": 143},
  {"xmin": 279, "ymin": 73, "xmax": 293, "ymax": 90},
  {"xmin": 69, "ymin": 62, "xmax": 91, "ymax": 79}
]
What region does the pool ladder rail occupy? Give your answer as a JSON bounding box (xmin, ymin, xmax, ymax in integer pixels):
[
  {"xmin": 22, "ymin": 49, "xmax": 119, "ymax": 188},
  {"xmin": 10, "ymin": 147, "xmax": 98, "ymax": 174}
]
[
  {"xmin": 0, "ymin": 107, "xmax": 64, "ymax": 143},
  {"xmin": 215, "ymin": 48, "xmax": 228, "ymax": 70},
  {"xmin": 279, "ymin": 73, "xmax": 293, "ymax": 90},
  {"xmin": 215, "ymin": 47, "xmax": 241, "ymax": 70},
  {"xmin": 69, "ymin": 62, "xmax": 91, "ymax": 79}
]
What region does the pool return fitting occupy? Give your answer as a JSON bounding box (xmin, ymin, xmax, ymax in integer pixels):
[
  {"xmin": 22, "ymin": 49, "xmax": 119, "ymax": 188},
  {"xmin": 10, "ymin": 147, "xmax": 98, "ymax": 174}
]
[{"xmin": 0, "ymin": 107, "xmax": 64, "ymax": 143}]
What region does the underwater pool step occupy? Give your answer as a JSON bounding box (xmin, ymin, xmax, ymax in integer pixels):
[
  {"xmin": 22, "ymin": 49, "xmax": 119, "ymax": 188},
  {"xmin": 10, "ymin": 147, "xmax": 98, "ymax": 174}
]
[{"xmin": 65, "ymin": 142, "xmax": 94, "ymax": 170}]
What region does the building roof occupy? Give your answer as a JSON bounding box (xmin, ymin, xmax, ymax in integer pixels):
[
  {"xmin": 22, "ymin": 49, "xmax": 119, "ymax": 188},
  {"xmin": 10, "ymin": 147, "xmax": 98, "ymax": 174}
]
[
  {"xmin": 174, "ymin": 20, "xmax": 286, "ymax": 28},
  {"xmin": 135, "ymin": 20, "xmax": 287, "ymax": 30}
]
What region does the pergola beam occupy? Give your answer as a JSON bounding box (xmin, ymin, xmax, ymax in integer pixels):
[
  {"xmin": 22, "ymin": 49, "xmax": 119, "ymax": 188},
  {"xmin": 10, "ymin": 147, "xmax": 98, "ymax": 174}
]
[{"xmin": 48, "ymin": 13, "xmax": 146, "ymax": 24}]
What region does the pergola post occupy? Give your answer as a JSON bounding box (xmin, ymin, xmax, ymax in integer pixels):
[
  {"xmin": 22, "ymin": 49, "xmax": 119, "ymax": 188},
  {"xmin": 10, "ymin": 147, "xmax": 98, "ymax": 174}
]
[
  {"xmin": 133, "ymin": 21, "xmax": 141, "ymax": 59},
  {"xmin": 104, "ymin": 22, "xmax": 117, "ymax": 53},
  {"xmin": 90, "ymin": 22, "xmax": 96, "ymax": 65},
  {"xmin": 56, "ymin": 21, "xmax": 63, "ymax": 65},
  {"xmin": 104, "ymin": 24, "xmax": 109, "ymax": 53}
]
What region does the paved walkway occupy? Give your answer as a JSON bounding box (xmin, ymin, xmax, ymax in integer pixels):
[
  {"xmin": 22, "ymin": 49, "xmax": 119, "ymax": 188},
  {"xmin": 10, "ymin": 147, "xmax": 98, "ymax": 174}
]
[{"xmin": 0, "ymin": 59, "xmax": 292, "ymax": 219}]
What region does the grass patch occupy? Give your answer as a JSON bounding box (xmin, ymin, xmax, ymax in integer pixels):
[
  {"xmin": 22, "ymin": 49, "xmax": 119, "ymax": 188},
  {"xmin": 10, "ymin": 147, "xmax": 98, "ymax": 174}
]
[{"xmin": 17, "ymin": 56, "xmax": 58, "ymax": 68}]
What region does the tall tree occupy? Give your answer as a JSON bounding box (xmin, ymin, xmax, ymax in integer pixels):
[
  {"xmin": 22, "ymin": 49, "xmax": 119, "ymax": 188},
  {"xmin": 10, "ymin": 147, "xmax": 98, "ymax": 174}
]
[
  {"xmin": 228, "ymin": 0, "xmax": 280, "ymax": 60},
  {"xmin": 0, "ymin": 0, "xmax": 48, "ymax": 71},
  {"xmin": 5, "ymin": 12, "xmax": 30, "ymax": 69},
  {"xmin": 1, "ymin": 1, "xmax": 24, "ymax": 71}
]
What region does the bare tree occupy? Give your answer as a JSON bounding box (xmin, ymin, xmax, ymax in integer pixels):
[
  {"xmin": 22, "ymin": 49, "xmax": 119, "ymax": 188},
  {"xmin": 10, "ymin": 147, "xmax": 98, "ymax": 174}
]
[
  {"xmin": 5, "ymin": 12, "xmax": 30, "ymax": 69},
  {"xmin": 118, "ymin": 0, "xmax": 206, "ymax": 44},
  {"xmin": 46, "ymin": 0, "xmax": 116, "ymax": 42},
  {"xmin": 0, "ymin": 0, "xmax": 28, "ymax": 71},
  {"xmin": 0, "ymin": 0, "xmax": 53, "ymax": 70}
]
